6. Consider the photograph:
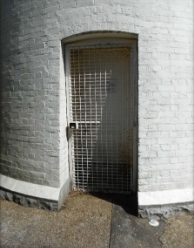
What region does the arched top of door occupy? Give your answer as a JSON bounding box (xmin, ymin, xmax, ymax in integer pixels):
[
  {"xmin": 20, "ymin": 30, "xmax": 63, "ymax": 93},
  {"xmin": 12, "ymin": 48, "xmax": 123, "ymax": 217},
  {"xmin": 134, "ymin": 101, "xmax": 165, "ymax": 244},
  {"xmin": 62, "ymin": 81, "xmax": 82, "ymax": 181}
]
[{"xmin": 61, "ymin": 31, "xmax": 138, "ymax": 46}]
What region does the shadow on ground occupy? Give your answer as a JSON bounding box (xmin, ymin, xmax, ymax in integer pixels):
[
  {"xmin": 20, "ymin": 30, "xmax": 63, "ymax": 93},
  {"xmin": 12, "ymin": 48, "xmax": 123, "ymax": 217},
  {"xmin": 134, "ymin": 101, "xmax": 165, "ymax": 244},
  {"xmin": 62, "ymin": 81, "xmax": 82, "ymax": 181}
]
[
  {"xmin": 91, "ymin": 192, "xmax": 138, "ymax": 216},
  {"xmin": 92, "ymin": 193, "xmax": 166, "ymax": 248},
  {"xmin": 0, "ymin": 193, "xmax": 194, "ymax": 248}
]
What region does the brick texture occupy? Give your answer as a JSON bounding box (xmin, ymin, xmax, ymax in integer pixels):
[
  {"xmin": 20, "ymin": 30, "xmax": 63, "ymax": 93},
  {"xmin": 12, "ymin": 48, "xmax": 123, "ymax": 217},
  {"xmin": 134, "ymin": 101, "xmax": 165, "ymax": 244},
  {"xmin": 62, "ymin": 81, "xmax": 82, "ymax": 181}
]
[{"xmin": 0, "ymin": 0, "xmax": 193, "ymax": 194}]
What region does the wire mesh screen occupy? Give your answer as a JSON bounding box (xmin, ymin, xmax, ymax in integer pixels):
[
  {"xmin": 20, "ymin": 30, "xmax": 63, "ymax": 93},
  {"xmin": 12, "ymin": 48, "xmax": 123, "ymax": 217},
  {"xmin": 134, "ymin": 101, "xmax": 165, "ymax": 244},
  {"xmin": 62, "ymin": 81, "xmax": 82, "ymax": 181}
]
[{"xmin": 69, "ymin": 46, "xmax": 134, "ymax": 193}]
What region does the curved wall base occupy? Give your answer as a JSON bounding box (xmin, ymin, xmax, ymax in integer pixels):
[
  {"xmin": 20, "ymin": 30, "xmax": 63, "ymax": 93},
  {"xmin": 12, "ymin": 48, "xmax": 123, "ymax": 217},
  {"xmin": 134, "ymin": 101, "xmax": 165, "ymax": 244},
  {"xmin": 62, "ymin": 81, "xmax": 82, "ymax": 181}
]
[
  {"xmin": 139, "ymin": 202, "xmax": 194, "ymax": 219},
  {"xmin": 1, "ymin": 174, "xmax": 193, "ymax": 217},
  {"xmin": 0, "ymin": 175, "xmax": 70, "ymax": 211},
  {"xmin": 138, "ymin": 189, "xmax": 194, "ymax": 218}
]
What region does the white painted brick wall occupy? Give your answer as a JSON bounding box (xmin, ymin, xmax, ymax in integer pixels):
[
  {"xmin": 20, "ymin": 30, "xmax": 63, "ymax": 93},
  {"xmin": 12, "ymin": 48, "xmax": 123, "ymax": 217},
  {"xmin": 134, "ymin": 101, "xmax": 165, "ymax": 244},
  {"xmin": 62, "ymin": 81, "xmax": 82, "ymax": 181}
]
[{"xmin": 0, "ymin": 0, "xmax": 193, "ymax": 204}]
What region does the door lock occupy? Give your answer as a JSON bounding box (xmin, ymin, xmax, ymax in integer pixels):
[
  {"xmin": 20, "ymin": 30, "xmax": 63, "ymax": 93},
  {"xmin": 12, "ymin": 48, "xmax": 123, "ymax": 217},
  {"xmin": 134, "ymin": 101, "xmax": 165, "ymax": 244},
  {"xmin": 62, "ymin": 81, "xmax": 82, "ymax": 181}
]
[{"xmin": 69, "ymin": 122, "xmax": 79, "ymax": 130}]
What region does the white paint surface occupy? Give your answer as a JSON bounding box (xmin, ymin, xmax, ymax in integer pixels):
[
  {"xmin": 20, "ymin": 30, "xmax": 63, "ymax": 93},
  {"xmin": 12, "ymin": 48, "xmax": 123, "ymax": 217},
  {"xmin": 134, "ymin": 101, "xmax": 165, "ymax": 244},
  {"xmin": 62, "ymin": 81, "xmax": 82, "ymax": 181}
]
[
  {"xmin": 0, "ymin": 175, "xmax": 61, "ymax": 201},
  {"xmin": 138, "ymin": 188, "xmax": 194, "ymax": 206}
]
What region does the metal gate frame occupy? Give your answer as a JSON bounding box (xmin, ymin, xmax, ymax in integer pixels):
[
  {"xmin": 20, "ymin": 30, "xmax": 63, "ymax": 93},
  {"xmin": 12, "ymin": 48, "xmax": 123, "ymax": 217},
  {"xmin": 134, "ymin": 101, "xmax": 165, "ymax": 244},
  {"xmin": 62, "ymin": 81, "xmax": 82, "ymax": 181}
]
[{"xmin": 65, "ymin": 37, "xmax": 138, "ymax": 193}]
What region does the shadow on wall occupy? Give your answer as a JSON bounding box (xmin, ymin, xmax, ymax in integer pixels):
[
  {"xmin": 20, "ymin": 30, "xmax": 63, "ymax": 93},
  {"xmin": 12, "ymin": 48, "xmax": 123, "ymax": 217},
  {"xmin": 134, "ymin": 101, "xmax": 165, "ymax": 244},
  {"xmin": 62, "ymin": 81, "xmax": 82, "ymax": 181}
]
[{"xmin": 0, "ymin": 2, "xmax": 22, "ymax": 178}]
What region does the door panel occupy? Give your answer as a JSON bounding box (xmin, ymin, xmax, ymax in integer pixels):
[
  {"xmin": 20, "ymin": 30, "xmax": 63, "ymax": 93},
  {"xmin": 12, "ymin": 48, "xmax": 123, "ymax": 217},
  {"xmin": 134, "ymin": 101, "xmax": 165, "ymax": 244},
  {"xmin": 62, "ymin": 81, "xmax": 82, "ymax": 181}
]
[{"xmin": 69, "ymin": 46, "xmax": 134, "ymax": 193}]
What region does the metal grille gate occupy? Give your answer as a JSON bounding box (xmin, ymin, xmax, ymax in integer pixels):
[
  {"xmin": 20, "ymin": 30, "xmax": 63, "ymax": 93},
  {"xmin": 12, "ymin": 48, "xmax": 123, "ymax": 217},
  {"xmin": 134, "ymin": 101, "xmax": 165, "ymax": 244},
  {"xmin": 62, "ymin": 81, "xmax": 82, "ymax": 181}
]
[{"xmin": 68, "ymin": 45, "xmax": 134, "ymax": 193}]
